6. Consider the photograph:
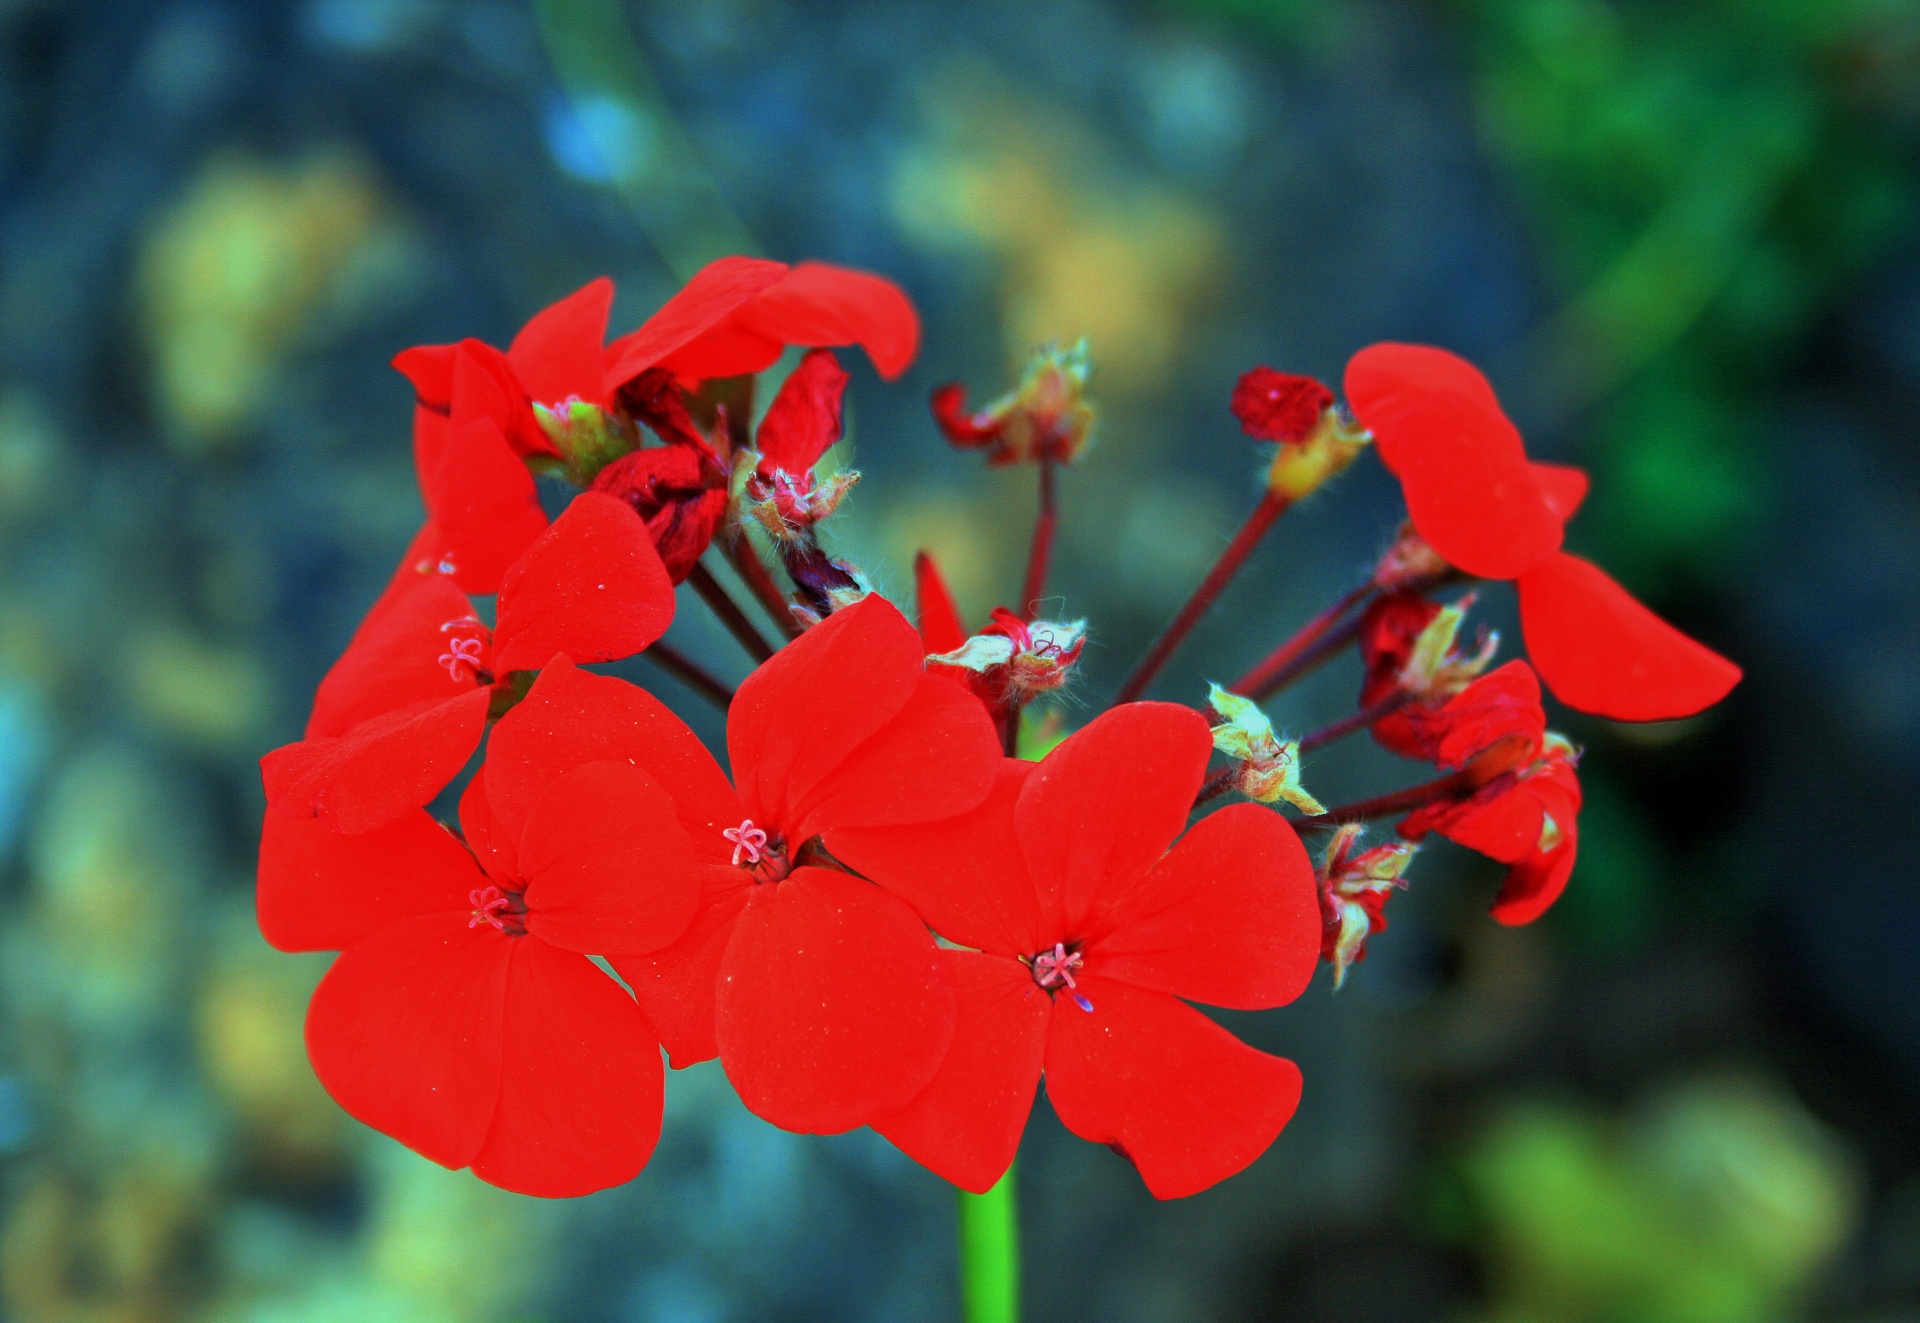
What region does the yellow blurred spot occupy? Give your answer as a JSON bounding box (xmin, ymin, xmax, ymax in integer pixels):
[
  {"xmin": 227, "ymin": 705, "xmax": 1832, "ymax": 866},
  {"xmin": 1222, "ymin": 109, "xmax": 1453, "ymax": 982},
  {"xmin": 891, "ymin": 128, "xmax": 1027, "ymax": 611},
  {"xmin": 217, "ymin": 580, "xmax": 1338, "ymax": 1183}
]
[
  {"xmin": 139, "ymin": 151, "xmax": 390, "ymax": 453},
  {"xmin": 890, "ymin": 66, "xmax": 1223, "ymax": 386},
  {"xmin": 124, "ymin": 625, "xmax": 270, "ymax": 749}
]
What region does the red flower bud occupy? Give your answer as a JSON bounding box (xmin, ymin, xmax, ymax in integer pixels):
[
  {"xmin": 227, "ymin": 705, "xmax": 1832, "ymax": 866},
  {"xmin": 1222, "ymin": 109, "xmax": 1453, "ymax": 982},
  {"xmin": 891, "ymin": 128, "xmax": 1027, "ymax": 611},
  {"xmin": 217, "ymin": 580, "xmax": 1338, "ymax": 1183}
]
[
  {"xmin": 590, "ymin": 444, "xmax": 728, "ymax": 584},
  {"xmin": 1230, "ymin": 368, "xmax": 1333, "ymax": 445}
]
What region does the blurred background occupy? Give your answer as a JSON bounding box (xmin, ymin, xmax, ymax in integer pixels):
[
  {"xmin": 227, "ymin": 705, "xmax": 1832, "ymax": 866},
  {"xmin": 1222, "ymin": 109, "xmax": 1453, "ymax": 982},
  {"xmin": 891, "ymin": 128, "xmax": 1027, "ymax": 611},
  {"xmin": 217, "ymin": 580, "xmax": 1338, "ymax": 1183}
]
[{"xmin": 1, "ymin": 0, "xmax": 1917, "ymax": 1318}]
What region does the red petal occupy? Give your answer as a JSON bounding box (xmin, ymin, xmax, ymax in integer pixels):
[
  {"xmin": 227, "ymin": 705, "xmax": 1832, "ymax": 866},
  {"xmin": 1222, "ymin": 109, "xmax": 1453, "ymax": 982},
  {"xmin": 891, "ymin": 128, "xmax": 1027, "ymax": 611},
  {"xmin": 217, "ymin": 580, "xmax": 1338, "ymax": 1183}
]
[
  {"xmin": 715, "ymin": 865, "xmax": 955, "ymax": 1134},
  {"xmin": 1404, "ymin": 777, "xmax": 1545, "ymax": 864},
  {"xmin": 1090, "ymin": 803, "xmax": 1320, "ymax": 1010},
  {"xmin": 1428, "ymin": 660, "xmax": 1545, "ymax": 771},
  {"xmin": 611, "ymin": 865, "xmax": 751, "ymax": 1069},
  {"xmin": 1014, "ymin": 704, "xmax": 1212, "ymax": 938},
  {"xmin": 491, "ymin": 493, "xmax": 675, "ymax": 674},
  {"xmin": 305, "ymin": 574, "xmax": 483, "ymax": 739},
  {"xmin": 1043, "ymin": 975, "xmax": 1303, "ymax": 1199},
  {"xmin": 459, "ymin": 765, "xmax": 519, "ymax": 882},
  {"xmin": 305, "ymin": 913, "xmax": 511, "ymax": 1170},
  {"xmin": 468, "ymin": 938, "xmax": 663, "ymax": 1197},
  {"xmin": 653, "ymin": 319, "xmax": 786, "ymax": 383},
  {"xmin": 827, "ymin": 760, "xmax": 1042, "ymax": 957},
  {"xmin": 425, "ymin": 415, "xmax": 549, "ymax": 596},
  {"xmin": 393, "ymin": 342, "xmax": 458, "ymax": 409},
  {"xmin": 507, "ymin": 278, "xmax": 614, "ymax": 409},
  {"xmin": 753, "ymin": 349, "xmax": 848, "ymax": 474},
  {"xmin": 1517, "ymin": 552, "xmax": 1742, "ymax": 721},
  {"xmin": 1344, "ymin": 343, "xmax": 1561, "ymax": 579},
  {"xmin": 790, "ymin": 669, "xmax": 999, "ymax": 842},
  {"xmin": 1491, "ymin": 767, "xmax": 1580, "ymax": 926},
  {"xmin": 261, "ymin": 688, "xmax": 489, "ymax": 834},
  {"xmin": 875, "ymin": 951, "xmax": 1049, "ymax": 1193},
  {"xmin": 518, "ymin": 760, "xmax": 702, "ymax": 956},
  {"xmin": 257, "ymin": 809, "xmax": 481, "ymax": 953},
  {"xmin": 735, "ymin": 261, "xmax": 921, "ymax": 381},
  {"xmin": 482, "ymin": 657, "xmax": 742, "ymax": 856},
  {"xmin": 914, "ymin": 551, "xmax": 968, "ymax": 654},
  {"xmin": 1344, "ymin": 343, "xmax": 1503, "ymax": 463},
  {"xmin": 603, "ymin": 256, "xmax": 790, "ymax": 389},
  {"xmin": 1531, "ymin": 462, "xmax": 1589, "ymax": 523},
  {"xmin": 726, "ymin": 595, "xmax": 921, "ymax": 831}
]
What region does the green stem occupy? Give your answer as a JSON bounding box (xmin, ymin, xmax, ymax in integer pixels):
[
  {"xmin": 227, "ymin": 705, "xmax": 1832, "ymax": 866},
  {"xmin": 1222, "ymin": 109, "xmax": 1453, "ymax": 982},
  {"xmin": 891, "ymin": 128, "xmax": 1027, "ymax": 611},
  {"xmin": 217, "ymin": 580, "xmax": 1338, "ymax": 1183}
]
[{"xmin": 958, "ymin": 1166, "xmax": 1021, "ymax": 1323}]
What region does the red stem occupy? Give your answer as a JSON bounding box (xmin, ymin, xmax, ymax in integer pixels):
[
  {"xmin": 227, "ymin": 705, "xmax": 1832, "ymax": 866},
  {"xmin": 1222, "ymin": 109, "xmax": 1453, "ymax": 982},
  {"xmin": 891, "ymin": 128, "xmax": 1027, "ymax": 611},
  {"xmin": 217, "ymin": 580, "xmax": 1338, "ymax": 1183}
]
[
  {"xmin": 688, "ymin": 561, "xmax": 776, "ymax": 663},
  {"xmin": 721, "ymin": 534, "xmax": 802, "ymax": 640},
  {"xmin": 1192, "ymin": 767, "xmax": 1235, "ymax": 811},
  {"xmin": 1113, "ymin": 490, "xmax": 1291, "ymax": 705},
  {"xmin": 1019, "ymin": 457, "xmax": 1057, "ymax": 620},
  {"xmin": 1290, "ymin": 766, "xmax": 1475, "ymax": 831},
  {"xmin": 643, "ymin": 641, "xmax": 734, "ymax": 710},
  {"xmin": 1230, "ymin": 580, "xmax": 1377, "ymax": 700},
  {"xmin": 1297, "ymin": 690, "xmax": 1414, "ymax": 753}
]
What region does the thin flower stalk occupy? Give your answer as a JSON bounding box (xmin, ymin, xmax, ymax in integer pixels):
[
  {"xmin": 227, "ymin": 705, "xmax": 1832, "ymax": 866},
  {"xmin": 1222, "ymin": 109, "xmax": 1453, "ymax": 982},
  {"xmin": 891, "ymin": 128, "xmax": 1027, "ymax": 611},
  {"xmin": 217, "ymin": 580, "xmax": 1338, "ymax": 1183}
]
[
  {"xmin": 1231, "ymin": 580, "xmax": 1376, "ymax": 700},
  {"xmin": 687, "ymin": 560, "xmax": 776, "ymax": 662},
  {"xmin": 1019, "ymin": 457, "xmax": 1057, "ymax": 620},
  {"xmin": 642, "ymin": 640, "xmax": 734, "ymax": 711}
]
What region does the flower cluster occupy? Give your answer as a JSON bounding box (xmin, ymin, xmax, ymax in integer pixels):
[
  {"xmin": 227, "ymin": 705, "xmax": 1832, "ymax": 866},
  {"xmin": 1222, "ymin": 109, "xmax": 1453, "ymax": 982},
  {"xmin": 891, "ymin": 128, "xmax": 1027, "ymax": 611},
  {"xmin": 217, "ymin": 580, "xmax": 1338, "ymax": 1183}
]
[{"xmin": 259, "ymin": 260, "xmax": 1738, "ymax": 1203}]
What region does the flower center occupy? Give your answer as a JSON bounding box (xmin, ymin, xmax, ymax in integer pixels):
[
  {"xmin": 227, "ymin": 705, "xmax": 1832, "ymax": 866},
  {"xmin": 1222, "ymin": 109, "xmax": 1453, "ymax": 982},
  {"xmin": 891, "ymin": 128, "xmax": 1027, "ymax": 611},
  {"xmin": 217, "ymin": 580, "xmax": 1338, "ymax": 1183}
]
[
  {"xmin": 438, "ymin": 617, "xmax": 492, "ymax": 684},
  {"xmin": 468, "ymin": 885, "xmax": 526, "ymax": 935},
  {"xmin": 724, "ymin": 819, "xmax": 791, "ymax": 883},
  {"xmin": 1030, "ymin": 942, "xmax": 1093, "ymax": 1012}
]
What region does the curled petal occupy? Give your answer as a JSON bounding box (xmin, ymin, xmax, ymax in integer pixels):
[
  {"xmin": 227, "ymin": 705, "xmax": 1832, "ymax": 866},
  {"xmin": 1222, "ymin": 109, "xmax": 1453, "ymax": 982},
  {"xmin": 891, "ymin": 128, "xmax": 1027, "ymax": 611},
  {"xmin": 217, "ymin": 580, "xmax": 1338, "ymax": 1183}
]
[
  {"xmin": 603, "ymin": 256, "xmax": 791, "ymax": 388},
  {"xmin": 1517, "ymin": 552, "xmax": 1742, "ymax": 721},
  {"xmin": 735, "ymin": 262, "xmax": 921, "ymax": 381}
]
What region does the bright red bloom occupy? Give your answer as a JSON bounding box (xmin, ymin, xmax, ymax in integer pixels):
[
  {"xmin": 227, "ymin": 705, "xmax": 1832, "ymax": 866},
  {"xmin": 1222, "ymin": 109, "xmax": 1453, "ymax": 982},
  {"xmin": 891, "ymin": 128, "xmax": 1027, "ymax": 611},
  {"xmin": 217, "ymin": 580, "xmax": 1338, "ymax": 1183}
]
[
  {"xmin": 261, "ymin": 493, "xmax": 673, "ymax": 833},
  {"xmin": 256, "ymin": 690, "xmax": 703, "ymax": 1195},
  {"xmin": 1344, "ymin": 343, "xmax": 1741, "ymax": 721},
  {"xmin": 829, "ymin": 704, "xmax": 1321, "ymax": 1198},
  {"xmin": 483, "ymin": 596, "xmax": 1000, "ymax": 1135},
  {"xmin": 604, "ymin": 256, "xmax": 919, "ymax": 389},
  {"xmin": 1230, "ymin": 368, "xmax": 1333, "ymax": 444}
]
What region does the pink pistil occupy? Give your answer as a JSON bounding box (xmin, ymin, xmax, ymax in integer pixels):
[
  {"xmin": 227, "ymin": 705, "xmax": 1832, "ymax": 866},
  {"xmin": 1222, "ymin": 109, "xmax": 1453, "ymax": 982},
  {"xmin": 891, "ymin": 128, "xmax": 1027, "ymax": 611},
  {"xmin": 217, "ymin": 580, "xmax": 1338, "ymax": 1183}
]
[
  {"xmin": 1031, "ymin": 942, "xmax": 1094, "ymax": 1012},
  {"xmin": 724, "ymin": 820, "xmax": 770, "ymax": 867},
  {"xmin": 438, "ymin": 618, "xmax": 488, "ymax": 682},
  {"xmin": 468, "ymin": 886, "xmax": 512, "ymax": 931}
]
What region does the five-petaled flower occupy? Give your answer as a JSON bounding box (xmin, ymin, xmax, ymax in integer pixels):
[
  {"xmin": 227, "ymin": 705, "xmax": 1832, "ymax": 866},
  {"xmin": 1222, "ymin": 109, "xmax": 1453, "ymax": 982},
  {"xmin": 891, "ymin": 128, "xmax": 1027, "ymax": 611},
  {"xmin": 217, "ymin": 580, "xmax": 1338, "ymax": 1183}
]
[
  {"xmin": 828, "ymin": 704, "xmax": 1322, "ymax": 1198},
  {"xmin": 256, "ymin": 691, "xmax": 706, "ymax": 1197},
  {"xmin": 484, "ymin": 595, "xmax": 1001, "ymax": 1135}
]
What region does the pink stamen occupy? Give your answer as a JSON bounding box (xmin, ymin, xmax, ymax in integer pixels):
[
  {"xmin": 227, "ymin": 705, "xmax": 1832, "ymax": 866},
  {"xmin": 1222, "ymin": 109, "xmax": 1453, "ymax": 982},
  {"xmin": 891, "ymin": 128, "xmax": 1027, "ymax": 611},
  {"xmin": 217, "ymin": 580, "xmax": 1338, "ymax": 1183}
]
[
  {"xmin": 468, "ymin": 886, "xmax": 512, "ymax": 931},
  {"xmin": 724, "ymin": 820, "xmax": 770, "ymax": 867},
  {"xmin": 1031, "ymin": 942, "xmax": 1093, "ymax": 1012}
]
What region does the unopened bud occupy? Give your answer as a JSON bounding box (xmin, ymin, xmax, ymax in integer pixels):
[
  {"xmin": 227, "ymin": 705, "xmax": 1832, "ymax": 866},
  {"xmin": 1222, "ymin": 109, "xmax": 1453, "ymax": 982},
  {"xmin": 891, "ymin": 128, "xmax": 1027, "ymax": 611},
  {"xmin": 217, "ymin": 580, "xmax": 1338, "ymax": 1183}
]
[
  {"xmin": 1264, "ymin": 407, "xmax": 1369, "ymax": 503},
  {"xmin": 1374, "ymin": 523, "xmax": 1449, "ymax": 590},
  {"xmin": 535, "ymin": 397, "xmax": 637, "ymax": 483},
  {"xmin": 930, "ymin": 609, "xmax": 1086, "ymax": 700},
  {"xmin": 932, "ymin": 339, "xmax": 1095, "ymax": 467},
  {"xmin": 1206, "ymin": 684, "xmax": 1326, "ymax": 814},
  {"xmin": 1399, "ymin": 594, "xmax": 1498, "ymax": 698},
  {"xmin": 1318, "ymin": 824, "xmax": 1418, "ymax": 989}
]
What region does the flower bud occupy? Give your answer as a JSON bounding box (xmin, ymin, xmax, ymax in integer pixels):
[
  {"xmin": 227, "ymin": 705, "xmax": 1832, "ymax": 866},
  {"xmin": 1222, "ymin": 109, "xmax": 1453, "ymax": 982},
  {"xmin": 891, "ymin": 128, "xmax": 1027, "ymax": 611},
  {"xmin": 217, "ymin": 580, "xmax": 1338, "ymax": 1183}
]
[
  {"xmin": 930, "ymin": 609, "xmax": 1086, "ymax": 702},
  {"xmin": 535, "ymin": 396, "xmax": 638, "ymax": 485},
  {"xmin": 589, "ymin": 442, "xmax": 728, "ymax": 583},
  {"xmin": 1317, "ymin": 824, "xmax": 1418, "ymax": 989},
  {"xmin": 1206, "ymin": 684, "xmax": 1325, "ymax": 814},
  {"xmin": 1373, "ymin": 522, "xmax": 1449, "ymax": 591},
  {"xmin": 1230, "ymin": 368, "xmax": 1369, "ymax": 503},
  {"xmin": 931, "ymin": 339, "xmax": 1095, "ymax": 467}
]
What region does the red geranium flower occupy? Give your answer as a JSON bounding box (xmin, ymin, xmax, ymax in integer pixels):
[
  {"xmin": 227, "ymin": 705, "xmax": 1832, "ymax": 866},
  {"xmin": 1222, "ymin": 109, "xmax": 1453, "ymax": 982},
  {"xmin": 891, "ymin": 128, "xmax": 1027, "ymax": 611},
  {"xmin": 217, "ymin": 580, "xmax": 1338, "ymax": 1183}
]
[
  {"xmin": 261, "ymin": 493, "xmax": 673, "ymax": 833},
  {"xmin": 1230, "ymin": 367, "xmax": 1334, "ymax": 444},
  {"xmin": 740, "ymin": 349, "xmax": 860, "ymax": 540},
  {"xmin": 1344, "ymin": 343, "xmax": 1741, "ymax": 721},
  {"xmin": 256, "ymin": 693, "xmax": 703, "ymax": 1195},
  {"xmin": 479, "ymin": 595, "xmax": 1001, "ymax": 1135},
  {"xmin": 604, "ymin": 256, "xmax": 920, "ymax": 389},
  {"xmin": 1397, "ymin": 664, "xmax": 1582, "ymax": 926},
  {"xmin": 827, "ymin": 704, "xmax": 1322, "ymax": 1198}
]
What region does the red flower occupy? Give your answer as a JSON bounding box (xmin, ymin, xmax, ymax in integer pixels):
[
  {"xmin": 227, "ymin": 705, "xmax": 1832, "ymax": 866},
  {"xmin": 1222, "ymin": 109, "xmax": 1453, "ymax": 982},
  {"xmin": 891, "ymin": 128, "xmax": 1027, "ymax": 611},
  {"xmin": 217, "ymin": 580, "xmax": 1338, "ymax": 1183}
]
[
  {"xmin": 1398, "ymin": 675, "xmax": 1582, "ymax": 927},
  {"xmin": 604, "ymin": 256, "xmax": 919, "ymax": 389},
  {"xmin": 1230, "ymin": 368, "xmax": 1333, "ymax": 444},
  {"xmin": 480, "ymin": 595, "xmax": 1001, "ymax": 1135},
  {"xmin": 931, "ymin": 341, "xmax": 1094, "ymax": 466},
  {"xmin": 1344, "ymin": 343, "xmax": 1741, "ymax": 721},
  {"xmin": 256, "ymin": 690, "xmax": 704, "ymax": 1195},
  {"xmin": 740, "ymin": 349, "xmax": 859, "ymax": 540},
  {"xmin": 261, "ymin": 493, "xmax": 674, "ymax": 833},
  {"xmin": 590, "ymin": 442, "xmax": 729, "ymax": 584},
  {"xmin": 828, "ymin": 704, "xmax": 1322, "ymax": 1198}
]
